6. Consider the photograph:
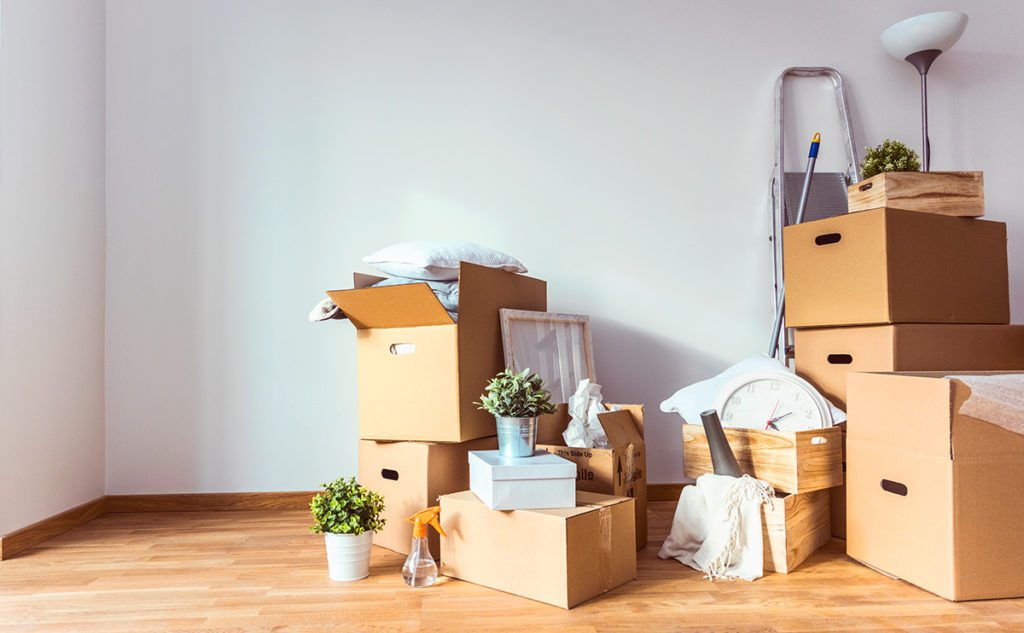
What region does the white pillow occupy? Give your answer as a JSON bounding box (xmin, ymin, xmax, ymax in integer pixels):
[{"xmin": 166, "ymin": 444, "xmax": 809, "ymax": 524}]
[{"xmin": 362, "ymin": 241, "xmax": 527, "ymax": 281}]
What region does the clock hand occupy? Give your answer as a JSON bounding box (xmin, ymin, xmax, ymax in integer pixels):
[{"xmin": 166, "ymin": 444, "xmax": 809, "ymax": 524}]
[{"xmin": 765, "ymin": 411, "xmax": 793, "ymax": 431}]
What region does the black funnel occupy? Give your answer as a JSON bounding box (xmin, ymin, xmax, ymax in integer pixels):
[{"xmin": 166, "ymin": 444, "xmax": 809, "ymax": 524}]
[{"xmin": 700, "ymin": 409, "xmax": 744, "ymax": 477}]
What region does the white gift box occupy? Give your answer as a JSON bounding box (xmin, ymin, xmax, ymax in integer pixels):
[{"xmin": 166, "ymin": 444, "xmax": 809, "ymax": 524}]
[{"xmin": 468, "ymin": 450, "xmax": 576, "ymax": 510}]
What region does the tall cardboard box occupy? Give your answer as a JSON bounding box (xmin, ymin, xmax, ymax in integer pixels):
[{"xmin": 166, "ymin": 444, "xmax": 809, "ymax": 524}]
[
  {"xmin": 359, "ymin": 437, "xmax": 496, "ymax": 558},
  {"xmin": 328, "ymin": 263, "xmax": 546, "ymax": 442},
  {"xmin": 536, "ymin": 404, "xmax": 648, "ymax": 549},
  {"xmin": 440, "ymin": 490, "xmax": 636, "ymax": 609},
  {"xmin": 846, "ymin": 371, "xmax": 1024, "ymax": 601},
  {"xmin": 795, "ymin": 324, "xmax": 1024, "ymax": 409},
  {"xmin": 783, "ymin": 208, "xmax": 1008, "ymax": 328}
]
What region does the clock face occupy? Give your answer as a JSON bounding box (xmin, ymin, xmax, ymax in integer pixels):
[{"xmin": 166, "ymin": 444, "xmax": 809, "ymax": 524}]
[{"xmin": 718, "ymin": 376, "xmax": 828, "ymax": 432}]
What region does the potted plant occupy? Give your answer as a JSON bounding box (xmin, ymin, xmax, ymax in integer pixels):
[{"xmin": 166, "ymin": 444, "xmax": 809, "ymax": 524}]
[
  {"xmin": 310, "ymin": 477, "xmax": 385, "ymax": 581},
  {"xmin": 477, "ymin": 368, "xmax": 558, "ymax": 458},
  {"xmin": 860, "ymin": 138, "xmax": 921, "ymax": 178}
]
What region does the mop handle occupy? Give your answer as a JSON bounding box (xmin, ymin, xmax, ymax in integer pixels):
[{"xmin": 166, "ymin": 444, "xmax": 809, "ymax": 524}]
[{"xmin": 768, "ymin": 133, "xmax": 820, "ymax": 358}]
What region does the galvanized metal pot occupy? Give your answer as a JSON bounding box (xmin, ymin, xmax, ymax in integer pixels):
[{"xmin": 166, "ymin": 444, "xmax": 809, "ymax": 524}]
[{"xmin": 495, "ymin": 416, "xmax": 538, "ymax": 458}]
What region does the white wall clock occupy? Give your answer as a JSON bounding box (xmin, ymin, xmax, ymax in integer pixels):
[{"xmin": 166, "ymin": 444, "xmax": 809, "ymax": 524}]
[{"xmin": 712, "ymin": 371, "xmax": 832, "ymax": 432}]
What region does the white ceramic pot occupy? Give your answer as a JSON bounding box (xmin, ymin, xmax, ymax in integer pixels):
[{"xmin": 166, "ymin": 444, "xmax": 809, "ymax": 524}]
[{"xmin": 323, "ymin": 531, "xmax": 373, "ymax": 581}]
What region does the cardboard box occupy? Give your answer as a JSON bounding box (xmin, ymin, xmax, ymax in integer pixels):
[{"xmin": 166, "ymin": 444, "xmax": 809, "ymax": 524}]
[
  {"xmin": 468, "ymin": 450, "xmax": 576, "ymax": 510},
  {"xmin": 847, "ymin": 371, "xmax": 1024, "ymax": 600},
  {"xmin": 763, "ymin": 489, "xmax": 831, "ymax": 574},
  {"xmin": 358, "ymin": 437, "xmax": 496, "ymax": 558},
  {"xmin": 328, "ymin": 263, "xmax": 546, "ymax": 442},
  {"xmin": 783, "ymin": 208, "xmax": 1008, "ymax": 328},
  {"xmin": 795, "ymin": 324, "xmax": 1024, "ymax": 409},
  {"xmin": 536, "ymin": 404, "xmax": 648, "ymax": 549},
  {"xmin": 440, "ymin": 490, "xmax": 636, "ymax": 609},
  {"xmin": 682, "ymin": 424, "xmax": 843, "ymax": 494},
  {"xmin": 846, "ymin": 171, "xmax": 984, "ymax": 217}
]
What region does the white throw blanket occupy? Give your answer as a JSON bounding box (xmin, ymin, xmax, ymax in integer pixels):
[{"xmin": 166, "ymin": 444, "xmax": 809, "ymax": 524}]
[{"xmin": 658, "ymin": 474, "xmax": 774, "ymax": 581}]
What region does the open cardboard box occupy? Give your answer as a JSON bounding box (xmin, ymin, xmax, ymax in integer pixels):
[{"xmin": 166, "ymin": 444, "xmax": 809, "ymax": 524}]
[
  {"xmin": 847, "ymin": 371, "xmax": 1024, "ymax": 601},
  {"xmin": 536, "ymin": 403, "xmax": 647, "ymax": 549},
  {"xmin": 795, "ymin": 324, "xmax": 1024, "ymax": 409},
  {"xmin": 358, "ymin": 437, "xmax": 496, "ymax": 558},
  {"xmin": 783, "ymin": 208, "xmax": 1008, "ymax": 328},
  {"xmin": 328, "ymin": 263, "xmax": 546, "ymax": 442}
]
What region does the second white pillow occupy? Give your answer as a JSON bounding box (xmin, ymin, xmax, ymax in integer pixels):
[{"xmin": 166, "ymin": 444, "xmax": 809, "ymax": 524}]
[{"xmin": 362, "ymin": 240, "xmax": 527, "ymax": 281}]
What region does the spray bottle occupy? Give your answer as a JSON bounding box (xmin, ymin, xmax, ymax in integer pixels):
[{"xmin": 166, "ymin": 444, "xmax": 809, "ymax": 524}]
[{"xmin": 402, "ymin": 506, "xmax": 446, "ymax": 587}]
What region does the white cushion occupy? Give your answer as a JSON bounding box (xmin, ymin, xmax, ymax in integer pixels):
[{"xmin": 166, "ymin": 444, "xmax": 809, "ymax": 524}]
[{"xmin": 362, "ymin": 241, "xmax": 527, "ymax": 281}]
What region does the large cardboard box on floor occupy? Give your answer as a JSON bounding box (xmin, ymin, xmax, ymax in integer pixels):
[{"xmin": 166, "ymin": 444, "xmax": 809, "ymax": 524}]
[
  {"xmin": 783, "ymin": 208, "xmax": 1008, "ymax": 328},
  {"xmin": 846, "ymin": 371, "xmax": 1024, "ymax": 601},
  {"xmin": 536, "ymin": 403, "xmax": 648, "ymax": 549},
  {"xmin": 795, "ymin": 324, "xmax": 1024, "ymax": 409},
  {"xmin": 359, "ymin": 437, "xmax": 496, "ymax": 558},
  {"xmin": 440, "ymin": 490, "xmax": 636, "ymax": 609},
  {"xmin": 328, "ymin": 263, "xmax": 546, "ymax": 442}
]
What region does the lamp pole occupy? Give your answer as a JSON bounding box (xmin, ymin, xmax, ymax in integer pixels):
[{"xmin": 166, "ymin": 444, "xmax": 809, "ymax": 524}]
[{"xmin": 905, "ymin": 49, "xmax": 941, "ymax": 172}]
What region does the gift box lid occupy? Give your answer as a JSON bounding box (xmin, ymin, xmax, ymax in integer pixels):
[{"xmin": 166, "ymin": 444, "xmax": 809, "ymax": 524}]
[{"xmin": 468, "ymin": 450, "xmax": 575, "ymax": 481}]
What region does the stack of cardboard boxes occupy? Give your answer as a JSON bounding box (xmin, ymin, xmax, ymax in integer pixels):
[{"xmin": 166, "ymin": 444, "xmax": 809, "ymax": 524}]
[
  {"xmin": 328, "ymin": 262, "xmax": 547, "ymax": 559},
  {"xmin": 329, "ymin": 262, "xmax": 646, "ymax": 609},
  {"xmin": 784, "ymin": 171, "xmax": 1024, "ymax": 600}
]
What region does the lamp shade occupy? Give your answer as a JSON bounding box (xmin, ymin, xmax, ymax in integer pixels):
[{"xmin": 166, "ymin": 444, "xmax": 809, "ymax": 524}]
[{"xmin": 881, "ymin": 11, "xmax": 968, "ymax": 60}]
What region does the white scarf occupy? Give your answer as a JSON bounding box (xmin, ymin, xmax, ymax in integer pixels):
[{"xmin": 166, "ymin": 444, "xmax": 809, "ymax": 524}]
[{"xmin": 658, "ymin": 474, "xmax": 774, "ymax": 581}]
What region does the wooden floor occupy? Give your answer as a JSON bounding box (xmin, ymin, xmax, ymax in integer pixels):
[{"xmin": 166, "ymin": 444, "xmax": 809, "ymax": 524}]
[{"xmin": 1, "ymin": 502, "xmax": 1022, "ymax": 632}]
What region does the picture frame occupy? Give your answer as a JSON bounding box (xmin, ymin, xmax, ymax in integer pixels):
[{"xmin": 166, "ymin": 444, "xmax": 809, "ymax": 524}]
[{"xmin": 498, "ymin": 309, "xmax": 596, "ymax": 404}]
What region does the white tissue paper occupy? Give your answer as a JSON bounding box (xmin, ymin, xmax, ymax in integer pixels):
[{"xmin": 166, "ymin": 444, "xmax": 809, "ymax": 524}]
[{"xmin": 562, "ymin": 379, "xmax": 611, "ymax": 449}]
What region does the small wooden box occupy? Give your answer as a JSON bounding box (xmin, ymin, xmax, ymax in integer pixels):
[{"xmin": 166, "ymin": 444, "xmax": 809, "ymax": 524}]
[
  {"xmin": 763, "ymin": 489, "xmax": 832, "ymax": 573},
  {"xmin": 682, "ymin": 425, "xmax": 843, "ymax": 494},
  {"xmin": 847, "ymin": 171, "xmax": 984, "ymax": 217}
]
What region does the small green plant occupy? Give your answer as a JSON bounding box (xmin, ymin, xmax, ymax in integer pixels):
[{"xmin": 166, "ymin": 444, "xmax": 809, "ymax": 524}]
[
  {"xmin": 477, "ymin": 367, "xmax": 558, "ymax": 418},
  {"xmin": 860, "ymin": 139, "xmax": 921, "ymax": 179},
  {"xmin": 310, "ymin": 477, "xmax": 385, "ymax": 535}
]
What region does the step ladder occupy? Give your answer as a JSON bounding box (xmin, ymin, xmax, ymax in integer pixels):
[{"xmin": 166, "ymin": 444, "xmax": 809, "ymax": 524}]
[{"xmin": 769, "ymin": 67, "xmax": 861, "ymax": 361}]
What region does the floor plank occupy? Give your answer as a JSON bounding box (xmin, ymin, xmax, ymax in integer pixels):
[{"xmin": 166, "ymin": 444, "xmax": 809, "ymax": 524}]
[{"xmin": 0, "ymin": 502, "xmax": 1021, "ymax": 631}]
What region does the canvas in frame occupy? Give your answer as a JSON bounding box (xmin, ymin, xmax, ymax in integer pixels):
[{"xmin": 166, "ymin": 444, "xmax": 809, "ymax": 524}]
[{"xmin": 499, "ymin": 309, "xmax": 596, "ymax": 404}]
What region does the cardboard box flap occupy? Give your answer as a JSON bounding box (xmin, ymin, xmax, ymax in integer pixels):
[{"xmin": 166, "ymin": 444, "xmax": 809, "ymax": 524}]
[
  {"xmin": 353, "ymin": 272, "xmax": 387, "ymax": 289},
  {"xmin": 598, "ymin": 410, "xmax": 644, "ymax": 447},
  {"xmin": 468, "ymin": 450, "xmax": 576, "ymax": 482},
  {"xmin": 326, "ymin": 283, "xmax": 453, "ymax": 329}
]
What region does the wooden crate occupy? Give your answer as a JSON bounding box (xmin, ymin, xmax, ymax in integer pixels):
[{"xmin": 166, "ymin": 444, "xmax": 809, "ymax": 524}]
[
  {"xmin": 763, "ymin": 489, "xmax": 832, "ymax": 573},
  {"xmin": 847, "ymin": 171, "xmax": 984, "ymax": 216},
  {"xmin": 682, "ymin": 425, "xmax": 843, "ymax": 494}
]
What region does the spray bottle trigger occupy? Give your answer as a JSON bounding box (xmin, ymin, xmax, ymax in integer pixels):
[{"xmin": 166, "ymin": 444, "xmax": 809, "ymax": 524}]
[{"xmin": 406, "ymin": 506, "xmax": 446, "ymax": 539}]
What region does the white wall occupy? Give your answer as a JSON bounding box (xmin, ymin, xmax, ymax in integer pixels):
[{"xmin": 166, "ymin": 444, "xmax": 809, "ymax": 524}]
[
  {"xmin": 104, "ymin": 0, "xmax": 1024, "ymax": 491},
  {"xmin": 0, "ymin": 0, "xmax": 106, "ymax": 533}
]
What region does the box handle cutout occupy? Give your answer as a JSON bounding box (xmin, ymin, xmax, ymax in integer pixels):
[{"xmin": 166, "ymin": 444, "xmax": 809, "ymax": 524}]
[
  {"xmin": 810, "ymin": 436, "xmax": 827, "ymax": 445},
  {"xmin": 389, "ymin": 343, "xmax": 416, "ymax": 355},
  {"xmin": 827, "ymin": 353, "xmax": 853, "ymax": 365},
  {"xmin": 381, "ymin": 469, "xmax": 399, "ymax": 481},
  {"xmin": 880, "ymin": 479, "xmax": 908, "ymax": 496},
  {"xmin": 858, "ymin": 181, "xmax": 873, "ymax": 192},
  {"xmin": 815, "ymin": 233, "xmax": 842, "ymax": 246}
]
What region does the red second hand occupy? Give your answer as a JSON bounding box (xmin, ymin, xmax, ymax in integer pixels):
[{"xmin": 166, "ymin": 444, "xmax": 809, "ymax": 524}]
[{"xmin": 765, "ymin": 400, "xmax": 780, "ymax": 430}]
